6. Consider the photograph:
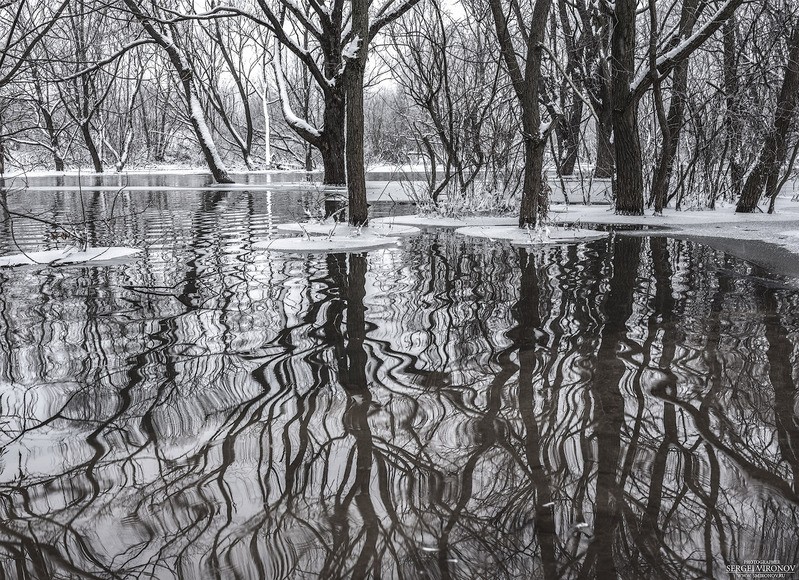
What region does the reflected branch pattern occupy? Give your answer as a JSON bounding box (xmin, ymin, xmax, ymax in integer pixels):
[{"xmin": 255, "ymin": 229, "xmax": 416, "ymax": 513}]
[{"xmin": 0, "ymin": 190, "xmax": 798, "ymax": 578}]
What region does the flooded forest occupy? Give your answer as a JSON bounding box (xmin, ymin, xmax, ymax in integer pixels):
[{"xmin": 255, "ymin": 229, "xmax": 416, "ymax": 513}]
[{"xmin": 1, "ymin": 0, "xmax": 798, "ymax": 578}]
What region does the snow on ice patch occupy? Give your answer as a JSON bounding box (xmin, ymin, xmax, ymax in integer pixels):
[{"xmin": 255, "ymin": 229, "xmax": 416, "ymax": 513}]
[
  {"xmin": 455, "ymin": 225, "xmax": 607, "ymax": 245},
  {"xmin": 276, "ymin": 222, "xmax": 420, "ymax": 236},
  {"xmin": 253, "ymin": 236, "xmax": 400, "ymax": 253},
  {"xmin": 372, "ymin": 215, "xmax": 518, "ymax": 228},
  {"xmin": 0, "ymin": 246, "xmax": 142, "ymax": 267}
]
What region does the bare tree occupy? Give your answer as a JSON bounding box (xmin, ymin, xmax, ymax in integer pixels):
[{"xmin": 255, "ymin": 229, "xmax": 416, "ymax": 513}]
[
  {"xmin": 611, "ymin": 0, "xmax": 743, "ymax": 215},
  {"xmin": 648, "ymin": 0, "xmax": 701, "ymax": 214},
  {"xmin": 120, "ymin": 0, "xmax": 234, "ymax": 183},
  {"xmin": 736, "ymin": 13, "xmax": 799, "ymax": 213},
  {"xmin": 0, "ymin": 0, "xmax": 69, "ymax": 174},
  {"xmin": 193, "ymin": 13, "xmax": 264, "ymax": 170},
  {"xmin": 485, "ymin": 0, "xmax": 557, "ymax": 226},
  {"xmin": 386, "ymin": 2, "xmax": 514, "ymax": 207}
]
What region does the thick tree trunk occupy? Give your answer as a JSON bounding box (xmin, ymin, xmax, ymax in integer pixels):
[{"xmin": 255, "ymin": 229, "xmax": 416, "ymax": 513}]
[
  {"xmin": 520, "ymin": 137, "xmax": 546, "ymax": 226},
  {"xmin": 613, "ymin": 105, "xmax": 644, "ymax": 214},
  {"xmin": 345, "ymin": 1, "xmax": 369, "ymax": 226},
  {"xmin": 737, "ymin": 20, "xmax": 799, "ymax": 213},
  {"xmin": 611, "ymin": 0, "xmax": 644, "ymax": 215},
  {"xmin": 487, "ymin": 0, "xmax": 551, "ymax": 227},
  {"xmin": 184, "ymin": 90, "xmax": 234, "ymax": 184},
  {"xmin": 322, "ymin": 94, "xmax": 347, "ymax": 185}
]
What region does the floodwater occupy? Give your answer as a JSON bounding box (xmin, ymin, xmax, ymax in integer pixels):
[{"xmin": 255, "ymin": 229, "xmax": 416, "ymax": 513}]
[{"xmin": 0, "ymin": 177, "xmax": 798, "ymax": 579}]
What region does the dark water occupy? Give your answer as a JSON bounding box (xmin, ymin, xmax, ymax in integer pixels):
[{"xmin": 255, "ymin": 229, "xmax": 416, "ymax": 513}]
[{"xmin": 0, "ymin": 183, "xmax": 798, "ymax": 579}]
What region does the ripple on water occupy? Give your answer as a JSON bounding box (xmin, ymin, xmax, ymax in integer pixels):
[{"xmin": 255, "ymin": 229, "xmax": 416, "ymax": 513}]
[{"xmin": 0, "ymin": 188, "xmax": 797, "ymax": 578}]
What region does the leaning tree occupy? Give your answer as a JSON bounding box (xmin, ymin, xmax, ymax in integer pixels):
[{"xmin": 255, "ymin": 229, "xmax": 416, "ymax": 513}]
[
  {"xmin": 736, "ymin": 13, "xmax": 799, "ymax": 213},
  {"xmin": 120, "ymin": 0, "xmax": 234, "ymax": 183}
]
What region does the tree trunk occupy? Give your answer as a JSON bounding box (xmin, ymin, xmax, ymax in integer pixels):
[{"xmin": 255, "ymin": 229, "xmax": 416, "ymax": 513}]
[
  {"xmin": 184, "ymin": 89, "xmax": 234, "ymax": 184},
  {"xmin": 736, "ymin": 19, "xmax": 799, "ymax": 213},
  {"xmin": 611, "ymin": 0, "xmax": 644, "ymax": 215},
  {"xmin": 557, "ymin": 99, "xmax": 583, "ymax": 175},
  {"xmin": 42, "ymin": 107, "xmax": 64, "ymax": 171},
  {"xmin": 594, "ymin": 112, "xmax": 615, "ymax": 178},
  {"xmin": 650, "ymin": 0, "xmax": 698, "ymax": 214},
  {"xmin": 122, "ymin": 0, "xmax": 233, "ymax": 183},
  {"xmin": 31, "ymin": 66, "xmax": 65, "ymax": 172},
  {"xmin": 520, "ymin": 137, "xmax": 546, "ymax": 226},
  {"xmin": 262, "ymin": 83, "xmax": 271, "ymax": 167},
  {"xmin": 651, "ymin": 60, "xmax": 689, "ymax": 214},
  {"xmin": 344, "ymin": 14, "xmax": 368, "ymax": 226},
  {"xmin": 486, "ymin": 0, "xmax": 551, "ymax": 227},
  {"xmin": 723, "ymin": 17, "xmax": 744, "ymax": 198},
  {"xmin": 612, "ymin": 105, "xmax": 644, "ymax": 214},
  {"xmin": 322, "ymin": 93, "xmax": 347, "ymax": 185},
  {"xmin": 81, "ymin": 122, "xmax": 103, "ymax": 173}
]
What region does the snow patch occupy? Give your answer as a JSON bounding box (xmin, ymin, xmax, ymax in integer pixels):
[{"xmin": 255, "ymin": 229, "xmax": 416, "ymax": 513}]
[
  {"xmin": 456, "ymin": 226, "xmax": 607, "ymax": 245},
  {"xmin": 0, "ymin": 246, "xmax": 142, "ymax": 267},
  {"xmin": 342, "ymin": 36, "xmax": 361, "ymax": 60},
  {"xmin": 372, "ymin": 215, "xmax": 518, "ymax": 228},
  {"xmin": 276, "ymin": 222, "xmax": 420, "ymax": 236},
  {"xmin": 546, "ymin": 203, "xmax": 799, "ymax": 225},
  {"xmin": 253, "ymin": 237, "xmax": 400, "ymax": 253}
]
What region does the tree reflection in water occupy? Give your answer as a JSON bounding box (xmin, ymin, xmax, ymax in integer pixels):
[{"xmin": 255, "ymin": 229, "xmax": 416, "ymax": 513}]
[{"xmin": 0, "ymin": 220, "xmax": 798, "ymax": 579}]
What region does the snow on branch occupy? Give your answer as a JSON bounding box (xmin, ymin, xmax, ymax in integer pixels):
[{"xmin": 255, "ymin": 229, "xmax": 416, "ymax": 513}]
[
  {"xmin": 333, "ymin": 34, "xmax": 362, "ymax": 79},
  {"xmin": 368, "ymin": 0, "xmax": 424, "ymax": 40},
  {"xmin": 56, "ymin": 38, "xmax": 156, "ymax": 82},
  {"xmin": 631, "ymin": 0, "xmax": 742, "ymax": 98},
  {"xmin": 278, "ymin": 0, "xmax": 324, "ymax": 40},
  {"xmin": 342, "ymin": 35, "xmax": 361, "ymax": 60},
  {"xmin": 272, "ymin": 42, "xmax": 323, "ymax": 146},
  {"xmin": 0, "ymin": 0, "xmax": 70, "ymax": 88}
]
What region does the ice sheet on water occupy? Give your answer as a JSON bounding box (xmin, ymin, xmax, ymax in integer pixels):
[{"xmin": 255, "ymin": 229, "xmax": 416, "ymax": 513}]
[
  {"xmin": 252, "ymin": 236, "xmax": 400, "ymax": 253},
  {"xmin": 0, "ymin": 246, "xmax": 141, "ymax": 267},
  {"xmin": 276, "ymin": 222, "xmax": 420, "ymax": 236}
]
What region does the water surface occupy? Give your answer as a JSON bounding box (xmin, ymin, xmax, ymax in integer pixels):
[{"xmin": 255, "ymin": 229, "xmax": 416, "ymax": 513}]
[{"xmin": 0, "ymin": 182, "xmax": 798, "ymax": 579}]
